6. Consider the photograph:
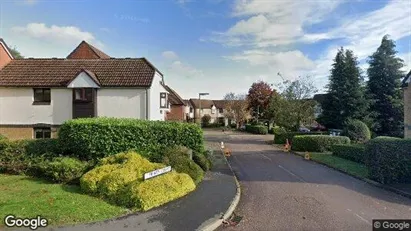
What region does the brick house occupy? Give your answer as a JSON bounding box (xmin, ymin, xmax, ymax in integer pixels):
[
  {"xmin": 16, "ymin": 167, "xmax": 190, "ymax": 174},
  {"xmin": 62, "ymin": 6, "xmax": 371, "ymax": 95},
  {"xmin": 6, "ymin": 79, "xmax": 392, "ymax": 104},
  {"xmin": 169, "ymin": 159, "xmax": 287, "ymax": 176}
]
[
  {"xmin": 188, "ymin": 99, "xmax": 233, "ymax": 125},
  {"xmin": 0, "ymin": 39, "xmax": 171, "ymax": 140},
  {"xmin": 163, "ymin": 84, "xmax": 186, "ymax": 121},
  {"xmin": 403, "ymin": 70, "xmax": 411, "ymax": 138}
]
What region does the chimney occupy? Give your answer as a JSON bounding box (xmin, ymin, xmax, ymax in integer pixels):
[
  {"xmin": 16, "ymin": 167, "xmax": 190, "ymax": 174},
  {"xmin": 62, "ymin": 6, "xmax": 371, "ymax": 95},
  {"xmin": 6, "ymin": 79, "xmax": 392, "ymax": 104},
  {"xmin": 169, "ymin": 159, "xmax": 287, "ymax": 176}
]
[{"xmin": 0, "ymin": 39, "xmax": 14, "ymax": 70}]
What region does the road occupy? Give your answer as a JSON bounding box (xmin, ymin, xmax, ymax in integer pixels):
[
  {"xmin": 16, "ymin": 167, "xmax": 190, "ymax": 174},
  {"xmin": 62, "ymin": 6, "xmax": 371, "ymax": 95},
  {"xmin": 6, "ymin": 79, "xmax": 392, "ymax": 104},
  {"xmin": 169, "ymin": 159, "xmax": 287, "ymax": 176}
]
[{"xmin": 204, "ymin": 131, "xmax": 411, "ymax": 231}]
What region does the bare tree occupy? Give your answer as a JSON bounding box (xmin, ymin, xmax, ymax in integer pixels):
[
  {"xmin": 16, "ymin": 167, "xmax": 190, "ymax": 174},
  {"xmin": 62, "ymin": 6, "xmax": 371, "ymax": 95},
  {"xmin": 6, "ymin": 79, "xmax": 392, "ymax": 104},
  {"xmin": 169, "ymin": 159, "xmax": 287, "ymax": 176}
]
[{"xmin": 223, "ymin": 92, "xmax": 251, "ymax": 129}]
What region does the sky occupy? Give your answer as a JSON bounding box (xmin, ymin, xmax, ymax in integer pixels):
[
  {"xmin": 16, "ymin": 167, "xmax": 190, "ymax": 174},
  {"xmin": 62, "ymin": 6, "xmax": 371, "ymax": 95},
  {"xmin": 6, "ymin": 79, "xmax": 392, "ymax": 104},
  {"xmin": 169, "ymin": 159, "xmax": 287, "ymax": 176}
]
[{"xmin": 0, "ymin": 0, "xmax": 410, "ymax": 100}]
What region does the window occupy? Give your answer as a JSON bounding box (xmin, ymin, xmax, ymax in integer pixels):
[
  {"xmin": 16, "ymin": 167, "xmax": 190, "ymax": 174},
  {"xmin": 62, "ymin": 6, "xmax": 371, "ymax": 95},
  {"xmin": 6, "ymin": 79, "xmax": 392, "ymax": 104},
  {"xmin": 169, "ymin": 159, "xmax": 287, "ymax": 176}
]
[
  {"xmin": 34, "ymin": 127, "xmax": 51, "ymax": 139},
  {"xmin": 33, "ymin": 88, "xmax": 51, "ymax": 104},
  {"xmin": 160, "ymin": 92, "xmax": 168, "ymax": 108},
  {"xmin": 219, "ymin": 108, "xmax": 224, "ymax": 113},
  {"xmin": 189, "ymin": 107, "xmax": 193, "ymax": 113},
  {"xmin": 211, "ymin": 108, "xmax": 216, "ymax": 114},
  {"xmin": 74, "ymin": 88, "xmax": 93, "ymax": 102}
]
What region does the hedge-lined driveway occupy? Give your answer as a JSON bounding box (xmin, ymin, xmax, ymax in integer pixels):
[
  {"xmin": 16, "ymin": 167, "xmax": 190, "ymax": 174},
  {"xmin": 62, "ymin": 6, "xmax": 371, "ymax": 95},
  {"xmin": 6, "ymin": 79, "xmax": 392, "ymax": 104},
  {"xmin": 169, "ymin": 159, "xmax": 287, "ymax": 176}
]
[{"xmin": 206, "ymin": 132, "xmax": 411, "ymax": 231}]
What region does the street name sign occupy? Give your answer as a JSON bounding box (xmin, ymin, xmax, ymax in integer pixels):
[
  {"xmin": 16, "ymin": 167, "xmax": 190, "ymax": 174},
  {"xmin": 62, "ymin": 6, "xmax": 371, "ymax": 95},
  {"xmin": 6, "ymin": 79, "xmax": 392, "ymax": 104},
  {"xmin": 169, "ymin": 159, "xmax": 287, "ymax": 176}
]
[{"xmin": 144, "ymin": 166, "xmax": 172, "ymax": 180}]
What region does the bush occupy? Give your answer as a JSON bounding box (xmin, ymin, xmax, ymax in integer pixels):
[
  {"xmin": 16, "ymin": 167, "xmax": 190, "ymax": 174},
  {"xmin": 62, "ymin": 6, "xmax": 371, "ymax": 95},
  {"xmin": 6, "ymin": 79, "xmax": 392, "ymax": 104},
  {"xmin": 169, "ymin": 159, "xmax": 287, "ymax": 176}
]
[
  {"xmin": 80, "ymin": 151, "xmax": 195, "ymax": 210},
  {"xmin": 292, "ymin": 135, "xmax": 351, "ymax": 152},
  {"xmin": 332, "ymin": 144, "xmax": 366, "ymax": 164},
  {"xmin": 365, "ymin": 138, "xmax": 411, "ymax": 184},
  {"xmin": 193, "ymin": 153, "xmax": 210, "ymax": 171},
  {"xmin": 124, "ymin": 172, "xmax": 195, "ymax": 211},
  {"xmin": 34, "ymin": 157, "xmax": 89, "ymax": 184},
  {"xmin": 245, "ymin": 124, "xmax": 268, "ymax": 134},
  {"xmin": 269, "ymin": 126, "xmax": 286, "ymax": 135},
  {"xmin": 58, "ymin": 117, "xmax": 204, "ymax": 162},
  {"xmin": 274, "ymin": 132, "xmax": 325, "ymax": 144},
  {"xmin": 162, "ymin": 146, "xmax": 204, "ymax": 184},
  {"xmin": 342, "ymin": 120, "xmax": 371, "ymax": 143},
  {"xmin": 373, "ymin": 136, "xmax": 402, "ymax": 140},
  {"xmin": 201, "ymin": 115, "xmax": 211, "ymax": 127}
]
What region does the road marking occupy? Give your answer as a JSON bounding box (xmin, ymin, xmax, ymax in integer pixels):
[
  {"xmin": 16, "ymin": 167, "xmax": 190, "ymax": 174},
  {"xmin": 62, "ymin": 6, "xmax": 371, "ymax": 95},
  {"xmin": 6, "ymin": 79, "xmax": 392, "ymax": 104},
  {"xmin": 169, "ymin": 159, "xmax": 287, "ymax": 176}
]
[
  {"xmin": 260, "ymin": 154, "xmax": 272, "ymax": 162},
  {"xmin": 278, "ymin": 165, "xmax": 306, "ymax": 183},
  {"xmin": 354, "ymin": 213, "xmax": 371, "ymax": 225}
]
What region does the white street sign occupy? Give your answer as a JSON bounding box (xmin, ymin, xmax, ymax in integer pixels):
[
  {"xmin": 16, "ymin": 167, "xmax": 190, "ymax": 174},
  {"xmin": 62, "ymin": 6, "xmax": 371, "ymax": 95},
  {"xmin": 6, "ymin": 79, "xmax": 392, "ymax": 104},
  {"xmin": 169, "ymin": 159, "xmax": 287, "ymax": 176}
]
[{"xmin": 144, "ymin": 166, "xmax": 172, "ymax": 180}]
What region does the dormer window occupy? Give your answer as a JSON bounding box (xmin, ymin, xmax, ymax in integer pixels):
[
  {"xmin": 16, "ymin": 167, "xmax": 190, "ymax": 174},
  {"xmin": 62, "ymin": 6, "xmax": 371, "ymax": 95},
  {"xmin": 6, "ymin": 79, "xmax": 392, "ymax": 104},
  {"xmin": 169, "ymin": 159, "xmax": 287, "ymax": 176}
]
[{"xmin": 160, "ymin": 92, "xmax": 168, "ymax": 108}]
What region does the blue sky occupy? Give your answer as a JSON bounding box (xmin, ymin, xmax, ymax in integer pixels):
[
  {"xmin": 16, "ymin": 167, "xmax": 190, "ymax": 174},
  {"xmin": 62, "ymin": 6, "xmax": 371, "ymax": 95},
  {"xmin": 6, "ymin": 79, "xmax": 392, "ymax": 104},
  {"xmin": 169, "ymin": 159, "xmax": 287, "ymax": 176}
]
[{"xmin": 1, "ymin": 0, "xmax": 410, "ymax": 99}]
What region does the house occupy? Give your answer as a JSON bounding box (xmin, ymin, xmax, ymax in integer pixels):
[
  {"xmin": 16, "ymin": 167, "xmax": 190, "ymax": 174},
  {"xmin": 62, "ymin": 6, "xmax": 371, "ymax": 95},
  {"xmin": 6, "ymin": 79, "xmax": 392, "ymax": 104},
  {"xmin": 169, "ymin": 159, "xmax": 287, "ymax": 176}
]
[
  {"xmin": 188, "ymin": 99, "xmax": 233, "ymax": 125},
  {"xmin": 163, "ymin": 84, "xmax": 186, "ymax": 121},
  {"xmin": 313, "ymin": 93, "xmax": 328, "ymax": 118},
  {"xmin": 0, "ymin": 39, "xmax": 170, "ymax": 140},
  {"xmin": 403, "ymin": 70, "xmax": 411, "ymax": 138}
]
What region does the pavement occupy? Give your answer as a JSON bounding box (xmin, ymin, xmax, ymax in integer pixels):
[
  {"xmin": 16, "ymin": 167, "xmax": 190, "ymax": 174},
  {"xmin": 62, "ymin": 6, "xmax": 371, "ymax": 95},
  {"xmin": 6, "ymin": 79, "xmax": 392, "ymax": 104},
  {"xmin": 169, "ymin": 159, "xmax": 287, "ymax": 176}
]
[
  {"xmin": 12, "ymin": 135, "xmax": 238, "ymax": 231},
  {"xmin": 214, "ymin": 132, "xmax": 411, "ymax": 231}
]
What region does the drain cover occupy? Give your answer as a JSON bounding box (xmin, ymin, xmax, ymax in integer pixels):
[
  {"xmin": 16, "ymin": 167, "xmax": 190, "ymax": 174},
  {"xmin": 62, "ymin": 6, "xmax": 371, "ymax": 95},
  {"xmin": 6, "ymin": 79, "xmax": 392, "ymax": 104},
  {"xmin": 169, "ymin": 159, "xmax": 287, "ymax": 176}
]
[{"xmin": 223, "ymin": 213, "xmax": 243, "ymax": 227}]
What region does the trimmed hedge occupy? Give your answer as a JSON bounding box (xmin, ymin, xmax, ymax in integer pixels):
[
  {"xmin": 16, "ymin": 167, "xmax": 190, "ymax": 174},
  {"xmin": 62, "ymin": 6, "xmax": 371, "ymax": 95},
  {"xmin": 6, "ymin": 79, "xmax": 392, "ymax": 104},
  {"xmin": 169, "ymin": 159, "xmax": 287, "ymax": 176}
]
[
  {"xmin": 332, "ymin": 144, "xmax": 366, "ymax": 164},
  {"xmin": 292, "ymin": 135, "xmax": 351, "ymax": 152},
  {"xmin": 80, "ymin": 151, "xmax": 195, "ymax": 211},
  {"xmin": 274, "ymin": 132, "xmax": 325, "ymax": 144},
  {"xmin": 58, "ymin": 117, "xmax": 204, "ymax": 161},
  {"xmin": 34, "ymin": 157, "xmax": 89, "ymax": 184},
  {"xmin": 342, "ymin": 120, "xmax": 371, "ymax": 143},
  {"xmin": 365, "ymin": 138, "xmax": 411, "ymax": 184},
  {"xmin": 245, "ymin": 124, "xmax": 268, "ymax": 134}
]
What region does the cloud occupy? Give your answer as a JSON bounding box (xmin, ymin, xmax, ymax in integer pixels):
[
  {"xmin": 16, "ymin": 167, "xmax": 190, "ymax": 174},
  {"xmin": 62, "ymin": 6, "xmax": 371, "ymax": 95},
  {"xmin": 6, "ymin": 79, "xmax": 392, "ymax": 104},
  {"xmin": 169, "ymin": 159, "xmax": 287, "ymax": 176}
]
[
  {"xmin": 23, "ymin": 0, "xmax": 37, "ymax": 5},
  {"xmin": 99, "ymin": 28, "xmax": 111, "ymax": 33},
  {"xmin": 169, "ymin": 60, "xmax": 203, "ymax": 78},
  {"xmin": 11, "ymin": 23, "xmax": 104, "ymax": 48},
  {"xmin": 161, "ymin": 51, "xmax": 179, "ymax": 61}
]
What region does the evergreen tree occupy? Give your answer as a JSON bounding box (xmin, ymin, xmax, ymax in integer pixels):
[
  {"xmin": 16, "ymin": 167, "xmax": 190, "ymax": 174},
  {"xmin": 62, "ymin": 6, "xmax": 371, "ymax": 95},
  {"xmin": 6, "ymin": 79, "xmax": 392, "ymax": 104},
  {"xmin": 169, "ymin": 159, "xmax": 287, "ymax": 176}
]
[
  {"xmin": 10, "ymin": 47, "xmax": 23, "ymax": 59},
  {"xmin": 366, "ymin": 35, "xmax": 404, "ymax": 137},
  {"xmin": 318, "ymin": 47, "xmax": 367, "ymax": 129}
]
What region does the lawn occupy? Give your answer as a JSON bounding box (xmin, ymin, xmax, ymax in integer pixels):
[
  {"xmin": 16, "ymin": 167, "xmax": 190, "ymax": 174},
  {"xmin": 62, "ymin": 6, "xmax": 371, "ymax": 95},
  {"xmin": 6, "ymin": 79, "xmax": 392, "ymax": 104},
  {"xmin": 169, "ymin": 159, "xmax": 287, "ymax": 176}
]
[
  {"xmin": 0, "ymin": 174, "xmax": 127, "ymax": 228},
  {"xmin": 295, "ymin": 152, "xmax": 369, "ymax": 179}
]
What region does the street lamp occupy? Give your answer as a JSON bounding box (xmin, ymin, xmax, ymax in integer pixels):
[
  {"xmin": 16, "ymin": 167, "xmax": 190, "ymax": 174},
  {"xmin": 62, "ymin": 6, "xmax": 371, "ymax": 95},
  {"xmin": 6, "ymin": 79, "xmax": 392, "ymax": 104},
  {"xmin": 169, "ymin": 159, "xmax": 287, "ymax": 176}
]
[{"xmin": 198, "ymin": 92, "xmax": 209, "ymax": 127}]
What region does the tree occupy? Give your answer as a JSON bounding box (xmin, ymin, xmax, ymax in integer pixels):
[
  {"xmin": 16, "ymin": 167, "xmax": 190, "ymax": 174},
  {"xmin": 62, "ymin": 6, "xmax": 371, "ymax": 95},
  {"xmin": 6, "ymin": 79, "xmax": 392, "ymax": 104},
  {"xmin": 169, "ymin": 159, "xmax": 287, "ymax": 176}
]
[
  {"xmin": 223, "ymin": 93, "xmax": 251, "ymax": 129},
  {"xmin": 9, "ymin": 47, "xmax": 23, "ymax": 59},
  {"xmin": 366, "ymin": 35, "xmax": 404, "ymax": 137},
  {"xmin": 268, "ymin": 76, "xmax": 318, "ymax": 131},
  {"xmin": 247, "ymin": 81, "xmax": 274, "ymax": 121},
  {"xmin": 318, "ymin": 47, "xmax": 368, "ymax": 129}
]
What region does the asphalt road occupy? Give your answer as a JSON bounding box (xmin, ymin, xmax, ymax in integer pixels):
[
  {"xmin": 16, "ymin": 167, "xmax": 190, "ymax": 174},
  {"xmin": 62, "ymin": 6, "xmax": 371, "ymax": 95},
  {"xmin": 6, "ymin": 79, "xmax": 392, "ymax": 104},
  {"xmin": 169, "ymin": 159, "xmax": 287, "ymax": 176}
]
[{"xmin": 206, "ymin": 131, "xmax": 411, "ymax": 231}]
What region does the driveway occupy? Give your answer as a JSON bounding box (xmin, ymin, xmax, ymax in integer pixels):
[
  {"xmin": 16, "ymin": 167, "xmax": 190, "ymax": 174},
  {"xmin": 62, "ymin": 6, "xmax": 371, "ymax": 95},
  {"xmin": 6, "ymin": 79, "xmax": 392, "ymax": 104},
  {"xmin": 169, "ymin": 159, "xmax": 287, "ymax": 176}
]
[{"xmin": 204, "ymin": 131, "xmax": 411, "ymax": 231}]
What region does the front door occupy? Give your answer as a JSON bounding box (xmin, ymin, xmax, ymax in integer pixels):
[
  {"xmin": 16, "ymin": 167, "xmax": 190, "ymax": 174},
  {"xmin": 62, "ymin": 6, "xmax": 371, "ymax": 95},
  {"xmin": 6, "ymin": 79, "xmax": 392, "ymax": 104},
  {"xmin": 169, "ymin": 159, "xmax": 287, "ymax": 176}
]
[{"xmin": 72, "ymin": 88, "xmax": 96, "ymax": 119}]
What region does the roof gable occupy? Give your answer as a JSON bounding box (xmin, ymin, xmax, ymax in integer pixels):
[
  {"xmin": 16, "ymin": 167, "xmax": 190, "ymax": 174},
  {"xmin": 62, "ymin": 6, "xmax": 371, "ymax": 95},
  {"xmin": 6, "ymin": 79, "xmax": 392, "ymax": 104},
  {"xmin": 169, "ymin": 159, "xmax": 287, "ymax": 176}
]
[
  {"xmin": 403, "ymin": 70, "xmax": 411, "ymax": 87},
  {"xmin": 67, "ymin": 69, "xmax": 100, "ymax": 88},
  {"xmin": 164, "ymin": 85, "xmax": 185, "ymax": 105},
  {"xmin": 0, "ymin": 38, "xmax": 14, "ymax": 59},
  {"xmin": 67, "ymin": 41, "xmax": 110, "ymax": 59}
]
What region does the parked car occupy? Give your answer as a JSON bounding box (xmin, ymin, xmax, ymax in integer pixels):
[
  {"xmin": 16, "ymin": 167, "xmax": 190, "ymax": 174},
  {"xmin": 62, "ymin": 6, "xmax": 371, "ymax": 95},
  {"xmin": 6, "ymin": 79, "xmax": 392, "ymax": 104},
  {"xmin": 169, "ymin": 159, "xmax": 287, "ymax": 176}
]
[{"xmin": 299, "ymin": 127, "xmax": 311, "ymax": 132}]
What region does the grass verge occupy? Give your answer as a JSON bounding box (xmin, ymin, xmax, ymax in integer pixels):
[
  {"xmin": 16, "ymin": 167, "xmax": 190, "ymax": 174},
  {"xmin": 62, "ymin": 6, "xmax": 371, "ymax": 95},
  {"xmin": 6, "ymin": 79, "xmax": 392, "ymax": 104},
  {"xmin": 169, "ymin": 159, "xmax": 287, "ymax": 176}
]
[
  {"xmin": 0, "ymin": 174, "xmax": 127, "ymax": 227},
  {"xmin": 295, "ymin": 152, "xmax": 369, "ymax": 179}
]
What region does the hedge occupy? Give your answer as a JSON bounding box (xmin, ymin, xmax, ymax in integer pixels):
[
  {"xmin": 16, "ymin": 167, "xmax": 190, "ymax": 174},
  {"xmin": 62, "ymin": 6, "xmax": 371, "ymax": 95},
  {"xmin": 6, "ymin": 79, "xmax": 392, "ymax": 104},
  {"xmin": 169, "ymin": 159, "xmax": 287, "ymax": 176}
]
[
  {"xmin": 332, "ymin": 144, "xmax": 366, "ymax": 164},
  {"xmin": 342, "ymin": 120, "xmax": 371, "ymax": 143},
  {"xmin": 58, "ymin": 117, "xmax": 204, "ymax": 161},
  {"xmin": 274, "ymin": 132, "xmax": 325, "ymax": 144},
  {"xmin": 365, "ymin": 138, "xmax": 411, "ymax": 184},
  {"xmin": 291, "ymin": 135, "xmax": 351, "ymax": 152},
  {"xmin": 80, "ymin": 151, "xmax": 195, "ymax": 211},
  {"xmin": 245, "ymin": 124, "xmax": 268, "ymax": 134},
  {"xmin": 34, "ymin": 157, "xmax": 89, "ymax": 184}
]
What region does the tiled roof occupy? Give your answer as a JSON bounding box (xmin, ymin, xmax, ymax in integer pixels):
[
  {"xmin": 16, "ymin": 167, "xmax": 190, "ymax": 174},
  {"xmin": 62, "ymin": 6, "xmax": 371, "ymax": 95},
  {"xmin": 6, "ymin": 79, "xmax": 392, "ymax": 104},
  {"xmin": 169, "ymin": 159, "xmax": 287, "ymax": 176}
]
[
  {"xmin": 67, "ymin": 41, "xmax": 110, "ymax": 59},
  {"xmin": 0, "ymin": 58, "xmax": 158, "ymax": 87},
  {"xmin": 213, "ymin": 100, "xmax": 229, "ymax": 109},
  {"xmin": 163, "ymin": 85, "xmax": 186, "ymax": 105},
  {"xmin": 189, "ymin": 99, "xmax": 215, "ymax": 109}
]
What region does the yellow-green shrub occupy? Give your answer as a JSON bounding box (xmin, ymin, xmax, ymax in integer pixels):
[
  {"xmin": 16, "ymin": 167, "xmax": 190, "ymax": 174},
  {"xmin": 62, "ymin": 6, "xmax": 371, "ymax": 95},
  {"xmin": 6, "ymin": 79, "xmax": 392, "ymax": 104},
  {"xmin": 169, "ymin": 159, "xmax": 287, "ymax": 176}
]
[
  {"xmin": 80, "ymin": 164, "xmax": 120, "ymax": 194},
  {"xmin": 80, "ymin": 151, "xmax": 196, "ymax": 210},
  {"xmin": 126, "ymin": 171, "xmax": 195, "ymax": 211}
]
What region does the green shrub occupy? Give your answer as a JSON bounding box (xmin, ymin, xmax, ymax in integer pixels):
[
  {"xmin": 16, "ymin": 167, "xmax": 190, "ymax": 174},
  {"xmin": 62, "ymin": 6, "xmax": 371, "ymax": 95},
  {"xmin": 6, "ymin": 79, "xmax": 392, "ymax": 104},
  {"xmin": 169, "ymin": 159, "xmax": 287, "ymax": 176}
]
[
  {"xmin": 193, "ymin": 153, "xmax": 210, "ymax": 171},
  {"xmin": 124, "ymin": 172, "xmax": 195, "ymax": 211},
  {"xmin": 274, "ymin": 131, "xmax": 325, "ymax": 144},
  {"xmin": 269, "ymin": 126, "xmax": 287, "ymax": 135},
  {"xmin": 162, "ymin": 147, "xmax": 204, "ymax": 184},
  {"xmin": 0, "ymin": 134, "xmax": 7, "ymax": 140},
  {"xmin": 292, "ymin": 135, "xmax": 351, "ymax": 152},
  {"xmin": 34, "ymin": 157, "xmax": 89, "ymax": 184},
  {"xmin": 365, "ymin": 138, "xmax": 411, "ymax": 184},
  {"xmin": 58, "ymin": 117, "xmax": 204, "ymax": 161},
  {"xmin": 25, "ymin": 139, "xmax": 62, "ymax": 156},
  {"xmin": 245, "ymin": 124, "xmax": 268, "ymax": 134},
  {"xmin": 342, "ymin": 120, "xmax": 371, "ymax": 143},
  {"xmin": 80, "ymin": 151, "xmax": 195, "ymax": 210},
  {"xmin": 373, "ymin": 136, "xmax": 402, "ymax": 140},
  {"xmin": 332, "ymin": 144, "xmax": 366, "ymax": 164}
]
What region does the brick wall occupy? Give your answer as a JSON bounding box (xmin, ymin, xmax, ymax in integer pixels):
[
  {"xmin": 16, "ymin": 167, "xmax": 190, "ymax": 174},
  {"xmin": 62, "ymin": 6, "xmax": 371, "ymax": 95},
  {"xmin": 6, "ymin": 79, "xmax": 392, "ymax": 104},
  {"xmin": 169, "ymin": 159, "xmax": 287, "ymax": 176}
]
[
  {"xmin": 166, "ymin": 105, "xmax": 185, "ymax": 121},
  {"xmin": 0, "ymin": 126, "xmax": 59, "ymax": 140},
  {"xmin": 67, "ymin": 43, "xmax": 100, "ymax": 59},
  {"xmin": 0, "ymin": 43, "xmax": 12, "ymax": 69},
  {"xmin": 405, "ymin": 87, "xmax": 411, "ymax": 138}
]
